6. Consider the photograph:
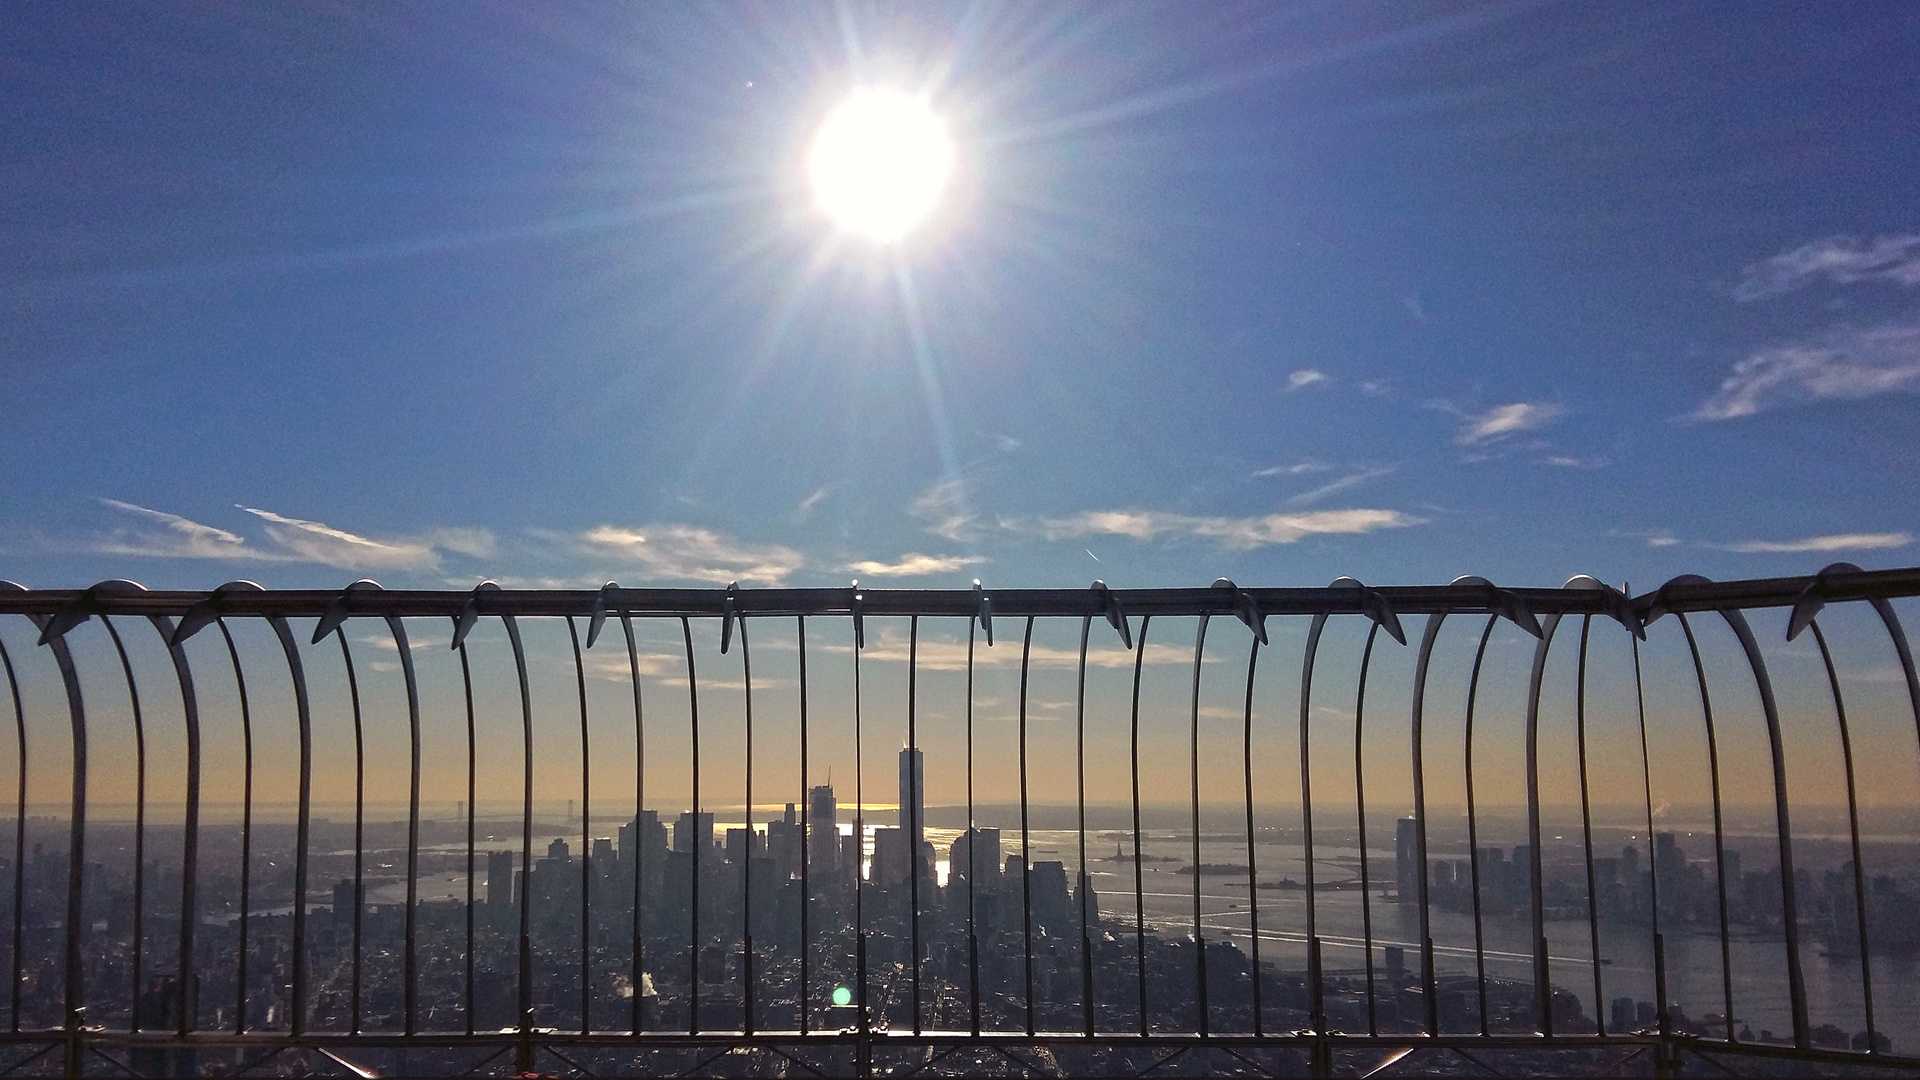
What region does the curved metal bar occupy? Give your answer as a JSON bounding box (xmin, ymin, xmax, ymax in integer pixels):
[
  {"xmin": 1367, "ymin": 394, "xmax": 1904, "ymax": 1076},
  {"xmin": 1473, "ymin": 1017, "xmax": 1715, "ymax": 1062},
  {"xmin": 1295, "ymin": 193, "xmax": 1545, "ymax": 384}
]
[
  {"xmin": 964, "ymin": 611, "xmax": 980, "ymax": 1037},
  {"xmin": 1628, "ymin": 627, "xmax": 1670, "ymax": 1045},
  {"xmin": 740, "ymin": 615, "xmax": 755, "ymax": 1036},
  {"xmin": 621, "ymin": 612, "xmax": 646, "ymax": 1035},
  {"xmin": 41, "ymin": 617, "xmax": 86, "ymax": 1055},
  {"xmin": 491, "ymin": 591, "xmax": 536, "ymax": 1063},
  {"xmin": 906, "ymin": 615, "xmax": 920, "ymax": 1036},
  {"xmin": 1075, "ymin": 612, "xmax": 1093, "ymax": 1037},
  {"xmin": 1673, "ymin": 613, "xmax": 1736, "ymax": 1041},
  {"xmin": 1240, "ymin": 635, "xmax": 1263, "ymax": 1036},
  {"xmin": 459, "ymin": 641, "xmax": 477, "ymax": 1036},
  {"xmin": 1352, "ymin": 622, "xmax": 1381, "ymax": 1037},
  {"xmin": 1462, "ymin": 615, "xmax": 1497, "ymax": 1036},
  {"xmin": 333, "ymin": 630, "xmax": 366, "ymax": 1033},
  {"xmin": 850, "ymin": 603, "xmax": 867, "ymax": 1042},
  {"xmin": 1573, "ymin": 617, "xmax": 1605, "ymax": 1035},
  {"xmin": 1808, "ymin": 621, "xmax": 1876, "ymax": 1051},
  {"xmin": 793, "ymin": 616, "xmax": 808, "ymax": 1036},
  {"xmin": 1129, "ymin": 615, "xmax": 1154, "ymax": 1036},
  {"xmin": 99, "ymin": 616, "xmax": 149, "ymax": 1033},
  {"xmin": 1298, "ymin": 612, "xmax": 1328, "ymax": 1035},
  {"xmin": 1718, "ymin": 606, "xmax": 1809, "ymax": 1047},
  {"xmin": 1017, "ymin": 615, "xmax": 1036, "ymax": 1038},
  {"xmin": 680, "ymin": 617, "xmax": 701, "ymax": 1036},
  {"xmin": 380, "ymin": 611, "xmax": 422, "ymax": 1036},
  {"xmin": 216, "ymin": 618, "xmax": 255, "ymax": 1034},
  {"xmin": 144, "ymin": 614, "xmax": 200, "ymax": 1036},
  {"xmin": 566, "ymin": 617, "xmax": 591, "ymax": 1034},
  {"xmin": 0, "ymin": 631, "xmax": 23, "ymax": 1034},
  {"xmin": 1408, "ymin": 611, "xmax": 1445, "ymax": 1035},
  {"xmin": 1522, "ymin": 608, "xmax": 1566, "ymax": 1036},
  {"xmin": 259, "ymin": 608, "xmax": 317, "ymax": 1035},
  {"xmin": 1188, "ymin": 612, "xmax": 1211, "ymax": 1036}
]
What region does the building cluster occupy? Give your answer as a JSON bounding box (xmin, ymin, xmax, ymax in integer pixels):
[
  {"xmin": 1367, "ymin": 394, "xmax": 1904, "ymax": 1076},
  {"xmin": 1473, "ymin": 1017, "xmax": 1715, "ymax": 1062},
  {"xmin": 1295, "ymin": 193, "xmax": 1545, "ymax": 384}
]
[{"xmin": 1396, "ymin": 816, "xmax": 1920, "ymax": 959}]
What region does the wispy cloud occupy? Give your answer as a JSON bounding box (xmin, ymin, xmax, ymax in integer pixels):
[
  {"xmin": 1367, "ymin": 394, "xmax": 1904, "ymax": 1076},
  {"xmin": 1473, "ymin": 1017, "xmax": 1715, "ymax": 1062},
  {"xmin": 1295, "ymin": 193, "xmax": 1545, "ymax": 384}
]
[
  {"xmin": 1539, "ymin": 454, "xmax": 1609, "ymax": 469},
  {"xmin": 910, "ymin": 476, "xmax": 982, "ymax": 543},
  {"xmin": 846, "ymin": 552, "xmax": 987, "ymax": 577},
  {"xmin": 1608, "ymin": 528, "xmax": 1680, "ymax": 548},
  {"xmin": 580, "ymin": 525, "xmax": 803, "ymax": 585},
  {"xmin": 1283, "ymin": 466, "xmax": 1395, "ymax": 508},
  {"xmin": 1722, "ymin": 532, "xmax": 1910, "ymax": 554},
  {"xmin": 89, "ymin": 499, "xmax": 491, "ymax": 570},
  {"xmin": 819, "ymin": 626, "xmax": 1188, "ymax": 672},
  {"xmin": 1288, "ymin": 369, "xmax": 1330, "ymax": 390},
  {"xmin": 92, "ymin": 499, "xmax": 275, "ymax": 561},
  {"xmin": 1041, "ymin": 507, "xmax": 1420, "ymax": 549},
  {"xmin": 1691, "ymin": 321, "xmax": 1920, "ymax": 421},
  {"xmin": 1735, "ymin": 234, "xmax": 1920, "ymax": 301},
  {"xmin": 1251, "ymin": 461, "xmax": 1334, "ymax": 478},
  {"xmin": 239, "ymin": 506, "xmax": 445, "ymax": 569},
  {"xmin": 792, "ymin": 485, "xmax": 831, "ymax": 523},
  {"xmin": 1457, "ymin": 402, "xmax": 1563, "ymax": 444}
]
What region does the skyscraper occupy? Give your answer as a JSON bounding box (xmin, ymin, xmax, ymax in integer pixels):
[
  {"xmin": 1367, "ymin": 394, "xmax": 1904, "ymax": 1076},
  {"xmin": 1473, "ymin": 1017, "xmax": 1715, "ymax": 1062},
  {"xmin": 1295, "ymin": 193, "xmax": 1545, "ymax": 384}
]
[
  {"xmin": 899, "ymin": 746, "xmax": 924, "ymax": 879},
  {"xmin": 809, "ymin": 784, "xmax": 838, "ymax": 872},
  {"xmin": 674, "ymin": 811, "xmax": 714, "ymax": 855},
  {"xmin": 487, "ymin": 850, "xmax": 516, "ymax": 922},
  {"xmin": 1396, "ymin": 816, "xmax": 1420, "ymax": 904}
]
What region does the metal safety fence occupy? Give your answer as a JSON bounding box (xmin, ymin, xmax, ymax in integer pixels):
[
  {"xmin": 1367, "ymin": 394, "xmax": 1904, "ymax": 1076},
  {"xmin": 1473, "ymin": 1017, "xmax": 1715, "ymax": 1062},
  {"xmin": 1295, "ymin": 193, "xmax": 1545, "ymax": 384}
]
[{"xmin": 0, "ymin": 566, "xmax": 1917, "ymax": 1077}]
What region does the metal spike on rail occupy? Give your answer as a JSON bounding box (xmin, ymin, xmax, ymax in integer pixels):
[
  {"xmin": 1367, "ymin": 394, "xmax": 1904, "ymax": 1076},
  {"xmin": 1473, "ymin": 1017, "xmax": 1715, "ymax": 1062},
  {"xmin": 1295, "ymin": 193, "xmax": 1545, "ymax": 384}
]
[
  {"xmin": 585, "ymin": 582, "xmax": 617, "ymax": 649},
  {"xmin": 720, "ymin": 582, "xmax": 738, "ymax": 654},
  {"xmin": 1331, "ymin": 576, "xmax": 1406, "ymax": 645},
  {"xmin": 974, "ymin": 579, "xmax": 993, "ymax": 646},
  {"xmin": 313, "ymin": 580, "xmax": 382, "ymax": 644},
  {"xmin": 450, "ymin": 581, "xmax": 498, "ymax": 649},
  {"xmin": 170, "ymin": 580, "xmax": 264, "ymax": 646},
  {"xmin": 1451, "ymin": 575, "xmax": 1542, "ymax": 638},
  {"xmin": 1213, "ymin": 578, "xmax": 1267, "ymax": 645},
  {"xmin": 850, "ymin": 581, "xmax": 864, "ymax": 649},
  {"xmin": 1788, "ymin": 562, "xmax": 1864, "ymax": 641},
  {"xmin": 1090, "ymin": 580, "xmax": 1131, "ymax": 648},
  {"xmin": 1566, "ymin": 574, "xmax": 1645, "ymax": 638},
  {"xmin": 1642, "ymin": 573, "xmax": 1710, "ymax": 627}
]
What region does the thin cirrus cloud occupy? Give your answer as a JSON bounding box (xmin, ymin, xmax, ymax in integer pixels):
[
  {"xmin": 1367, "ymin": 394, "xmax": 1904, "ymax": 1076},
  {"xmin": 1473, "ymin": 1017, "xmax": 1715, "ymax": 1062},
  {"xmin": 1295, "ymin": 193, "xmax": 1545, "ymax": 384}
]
[
  {"xmin": 1734, "ymin": 234, "xmax": 1920, "ymax": 301},
  {"xmin": 1283, "ymin": 465, "xmax": 1395, "ymax": 508},
  {"xmin": 92, "ymin": 499, "xmax": 271, "ymax": 561},
  {"xmin": 1041, "ymin": 507, "xmax": 1420, "ymax": 549},
  {"xmin": 91, "ymin": 499, "xmax": 492, "ymax": 569},
  {"xmin": 909, "ymin": 476, "xmax": 983, "ymax": 543},
  {"xmin": 1456, "ymin": 402, "xmax": 1563, "ymax": 445},
  {"xmin": 1287, "ymin": 368, "xmax": 1330, "ymax": 390},
  {"xmin": 1722, "ymin": 532, "xmax": 1910, "ymax": 554},
  {"xmin": 1691, "ymin": 321, "xmax": 1920, "ymax": 421},
  {"xmin": 579, "ymin": 524, "xmax": 803, "ymax": 586},
  {"xmin": 846, "ymin": 552, "xmax": 987, "ymax": 577}
]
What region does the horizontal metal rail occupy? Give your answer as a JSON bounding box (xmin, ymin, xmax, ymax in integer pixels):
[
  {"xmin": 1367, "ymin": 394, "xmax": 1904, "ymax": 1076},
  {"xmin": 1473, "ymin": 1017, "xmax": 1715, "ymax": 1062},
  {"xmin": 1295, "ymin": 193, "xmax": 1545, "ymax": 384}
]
[{"xmin": 0, "ymin": 566, "xmax": 1914, "ymax": 1078}]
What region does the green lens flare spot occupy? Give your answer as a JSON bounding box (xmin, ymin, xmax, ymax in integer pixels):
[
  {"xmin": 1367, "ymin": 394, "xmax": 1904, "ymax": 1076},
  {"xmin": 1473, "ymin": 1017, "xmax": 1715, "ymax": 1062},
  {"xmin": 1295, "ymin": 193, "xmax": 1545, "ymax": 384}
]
[{"xmin": 831, "ymin": 985, "xmax": 853, "ymax": 1007}]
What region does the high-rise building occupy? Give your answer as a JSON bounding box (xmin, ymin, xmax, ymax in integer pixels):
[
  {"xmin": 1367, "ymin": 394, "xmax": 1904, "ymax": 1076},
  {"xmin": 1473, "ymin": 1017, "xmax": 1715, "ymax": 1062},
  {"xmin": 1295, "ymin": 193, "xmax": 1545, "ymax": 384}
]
[
  {"xmin": 487, "ymin": 850, "xmax": 516, "ymax": 918},
  {"xmin": 621, "ymin": 810, "xmax": 665, "ymax": 867},
  {"xmin": 1396, "ymin": 817, "xmax": 1420, "ymax": 904},
  {"xmin": 950, "ymin": 827, "xmax": 1001, "ymax": 890},
  {"xmin": 674, "ymin": 811, "xmax": 714, "ymax": 856},
  {"xmin": 872, "ymin": 826, "xmax": 910, "ymax": 887},
  {"xmin": 898, "ymin": 747, "xmax": 924, "ymax": 878},
  {"xmin": 809, "ymin": 785, "xmax": 838, "ymax": 872}
]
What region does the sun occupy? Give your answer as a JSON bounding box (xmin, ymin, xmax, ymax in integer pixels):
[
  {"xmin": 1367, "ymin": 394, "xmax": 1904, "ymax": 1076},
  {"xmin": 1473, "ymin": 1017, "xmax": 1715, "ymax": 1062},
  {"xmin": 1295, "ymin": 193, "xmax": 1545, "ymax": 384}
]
[{"xmin": 807, "ymin": 88, "xmax": 955, "ymax": 244}]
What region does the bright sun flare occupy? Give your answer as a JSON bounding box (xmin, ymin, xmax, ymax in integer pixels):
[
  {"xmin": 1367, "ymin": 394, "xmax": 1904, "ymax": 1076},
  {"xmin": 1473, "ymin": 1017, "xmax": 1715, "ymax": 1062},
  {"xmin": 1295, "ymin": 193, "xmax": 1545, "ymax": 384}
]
[{"xmin": 808, "ymin": 88, "xmax": 954, "ymax": 243}]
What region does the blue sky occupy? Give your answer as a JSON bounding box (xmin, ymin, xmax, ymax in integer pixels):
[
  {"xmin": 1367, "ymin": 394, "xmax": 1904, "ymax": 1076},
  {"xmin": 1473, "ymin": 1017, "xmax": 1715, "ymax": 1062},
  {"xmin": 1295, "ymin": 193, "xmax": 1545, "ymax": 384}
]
[{"xmin": 6, "ymin": 2, "xmax": 1920, "ymax": 594}]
